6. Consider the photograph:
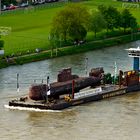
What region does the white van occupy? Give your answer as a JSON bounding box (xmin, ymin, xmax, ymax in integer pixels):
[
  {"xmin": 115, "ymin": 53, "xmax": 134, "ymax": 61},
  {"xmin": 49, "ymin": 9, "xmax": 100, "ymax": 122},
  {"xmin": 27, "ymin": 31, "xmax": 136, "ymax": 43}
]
[{"xmin": 0, "ymin": 50, "xmax": 4, "ymax": 55}]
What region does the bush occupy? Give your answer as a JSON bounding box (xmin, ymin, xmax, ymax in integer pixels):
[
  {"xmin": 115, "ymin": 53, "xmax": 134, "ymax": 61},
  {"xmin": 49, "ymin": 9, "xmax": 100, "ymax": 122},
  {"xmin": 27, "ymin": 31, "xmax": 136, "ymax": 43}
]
[{"xmin": 0, "ymin": 40, "xmax": 4, "ymax": 49}]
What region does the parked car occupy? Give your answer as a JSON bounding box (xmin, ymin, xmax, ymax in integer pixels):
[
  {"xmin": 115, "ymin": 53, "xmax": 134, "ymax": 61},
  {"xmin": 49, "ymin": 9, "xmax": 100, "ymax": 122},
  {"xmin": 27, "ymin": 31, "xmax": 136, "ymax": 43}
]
[
  {"xmin": 20, "ymin": 3, "xmax": 29, "ymax": 7},
  {"xmin": 7, "ymin": 4, "xmax": 18, "ymax": 10},
  {"xmin": 38, "ymin": 0, "xmax": 46, "ymax": 4},
  {"xmin": 32, "ymin": 0, "xmax": 45, "ymax": 5}
]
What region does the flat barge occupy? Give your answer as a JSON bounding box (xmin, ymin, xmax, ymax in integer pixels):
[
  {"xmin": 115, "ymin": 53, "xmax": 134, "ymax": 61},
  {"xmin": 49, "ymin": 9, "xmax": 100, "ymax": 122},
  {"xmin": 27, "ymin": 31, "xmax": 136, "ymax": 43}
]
[
  {"xmin": 9, "ymin": 85, "xmax": 127, "ymax": 110},
  {"xmin": 8, "ymin": 66, "xmax": 140, "ymax": 110}
]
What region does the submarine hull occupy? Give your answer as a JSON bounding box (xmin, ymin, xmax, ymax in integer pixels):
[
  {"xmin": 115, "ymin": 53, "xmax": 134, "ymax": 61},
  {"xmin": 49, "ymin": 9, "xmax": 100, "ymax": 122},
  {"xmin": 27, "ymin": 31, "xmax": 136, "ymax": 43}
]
[{"xmin": 29, "ymin": 77, "xmax": 101, "ymax": 100}]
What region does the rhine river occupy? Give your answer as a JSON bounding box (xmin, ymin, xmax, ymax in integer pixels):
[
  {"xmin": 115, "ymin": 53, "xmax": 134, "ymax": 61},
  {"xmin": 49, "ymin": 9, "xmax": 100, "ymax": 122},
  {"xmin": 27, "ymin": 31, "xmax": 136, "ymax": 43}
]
[{"xmin": 0, "ymin": 41, "xmax": 140, "ymax": 140}]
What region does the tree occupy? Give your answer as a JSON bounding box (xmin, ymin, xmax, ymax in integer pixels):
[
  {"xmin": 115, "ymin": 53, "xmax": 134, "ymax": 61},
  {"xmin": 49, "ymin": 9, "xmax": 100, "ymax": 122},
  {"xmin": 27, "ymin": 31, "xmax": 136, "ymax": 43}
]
[
  {"xmin": 130, "ymin": 17, "xmax": 138, "ymax": 31},
  {"xmin": 107, "ymin": 6, "xmax": 121, "ymax": 29},
  {"xmin": 120, "ymin": 9, "xmax": 138, "ymax": 32},
  {"xmin": 68, "ymin": 23, "xmax": 87, "ymax": 41},
  {"xmin": 98, "ymin": 5, "xmax": 121, "ymax": 32},
  {"xmin": 50, "ymin": 4, "xmax": 90, "ymax": 42},
  {"xmin": 89, "ymin": 11, "xmax": 106, "ymax": 38}
]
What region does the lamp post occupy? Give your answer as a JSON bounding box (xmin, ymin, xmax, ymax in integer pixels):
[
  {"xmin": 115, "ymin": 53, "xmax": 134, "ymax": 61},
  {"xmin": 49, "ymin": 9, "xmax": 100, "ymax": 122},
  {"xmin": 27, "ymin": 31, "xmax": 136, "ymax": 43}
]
[
  {"xmin": 48, "ymin": 34, "xmax": 53, "ymax": 57},
  {"xmin": 55, "ymin": 37, "xmax": 57, "ymax": 56}
]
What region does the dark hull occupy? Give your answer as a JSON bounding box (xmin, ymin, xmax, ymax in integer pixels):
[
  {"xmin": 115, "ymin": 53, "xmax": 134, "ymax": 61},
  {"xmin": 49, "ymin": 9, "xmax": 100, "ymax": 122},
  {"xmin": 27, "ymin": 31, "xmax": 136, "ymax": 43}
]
[{"xmin": 9, "ymin": 86, "xmax": 127, "ymax": 110}]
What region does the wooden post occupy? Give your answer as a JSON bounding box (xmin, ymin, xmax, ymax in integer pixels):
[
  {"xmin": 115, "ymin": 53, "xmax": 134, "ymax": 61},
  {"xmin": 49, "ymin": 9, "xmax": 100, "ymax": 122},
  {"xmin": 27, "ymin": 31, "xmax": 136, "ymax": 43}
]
[
  {"xmin": 17, "ymin": 73, "xmax": 19, "ymax": 93},
  {"xmin": 85, "ymin": 57, "xmax": 88, "ymax": 75},
  {"xmin": 47, "ymin": 76, "xmax": 49, "ymax": 85}
]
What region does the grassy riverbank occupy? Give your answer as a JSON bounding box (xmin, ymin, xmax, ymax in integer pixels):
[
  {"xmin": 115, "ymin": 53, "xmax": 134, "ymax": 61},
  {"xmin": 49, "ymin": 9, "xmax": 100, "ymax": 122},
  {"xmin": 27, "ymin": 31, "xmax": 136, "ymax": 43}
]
[
  {"xmin": 0, "ymin": 0, "xmax": 140, "ymax": 56},
  {"xmin": 0, "ymin": 33, "xmax": 140, "ymax": 69}
]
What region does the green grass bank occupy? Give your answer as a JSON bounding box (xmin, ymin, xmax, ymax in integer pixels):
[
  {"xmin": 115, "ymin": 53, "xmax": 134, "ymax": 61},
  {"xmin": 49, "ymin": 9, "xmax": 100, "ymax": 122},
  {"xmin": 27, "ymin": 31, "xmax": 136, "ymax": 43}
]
[
  {"xmin": 0, "ymin": 33, "xmax": 140, "ymax": 69},
  {"xmin": 0, "ymin": 0, "xmax": 140, "ymax": 56}
]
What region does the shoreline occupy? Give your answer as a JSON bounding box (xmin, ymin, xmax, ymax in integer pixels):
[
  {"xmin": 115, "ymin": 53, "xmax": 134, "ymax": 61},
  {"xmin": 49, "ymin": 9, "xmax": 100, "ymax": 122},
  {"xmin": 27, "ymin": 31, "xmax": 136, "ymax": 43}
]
[{"xmin": 0, "ymin": 33, "xmax": 140, "ymax": 69}]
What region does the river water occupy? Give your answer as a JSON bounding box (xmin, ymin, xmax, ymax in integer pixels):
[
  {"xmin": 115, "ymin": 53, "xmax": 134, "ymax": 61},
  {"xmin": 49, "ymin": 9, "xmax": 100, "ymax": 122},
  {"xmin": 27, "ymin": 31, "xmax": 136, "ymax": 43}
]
[{"xmin": 0, "ymin": 41, "xmax": 140, "ymax": 140}]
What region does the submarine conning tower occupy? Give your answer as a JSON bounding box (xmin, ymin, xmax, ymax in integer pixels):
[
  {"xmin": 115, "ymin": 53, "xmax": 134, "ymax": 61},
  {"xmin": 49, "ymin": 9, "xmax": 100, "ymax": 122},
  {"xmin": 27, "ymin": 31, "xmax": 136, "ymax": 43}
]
[{"xmin": 126, "ymin": 47, "xmax": 140, "ymax": 71}]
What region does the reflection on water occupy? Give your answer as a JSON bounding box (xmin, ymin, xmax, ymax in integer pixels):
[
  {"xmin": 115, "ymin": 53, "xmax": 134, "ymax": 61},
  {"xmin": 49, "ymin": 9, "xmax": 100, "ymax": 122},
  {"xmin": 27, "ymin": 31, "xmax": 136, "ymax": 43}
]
[{"xmin": 0, "ymin": 41, "xmax": 140, "ymax": 140}]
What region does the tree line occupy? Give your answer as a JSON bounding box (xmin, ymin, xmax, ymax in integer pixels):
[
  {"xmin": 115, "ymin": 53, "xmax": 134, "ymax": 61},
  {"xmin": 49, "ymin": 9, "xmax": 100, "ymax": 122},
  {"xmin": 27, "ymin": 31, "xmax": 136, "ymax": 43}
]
[
  {"xmin": 1, "ymin": 0, "xmax": 17, "ymax": 7},
  {"xmin": 50, "ymin": 4, "xmax": 138, "ymax": 44}
]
